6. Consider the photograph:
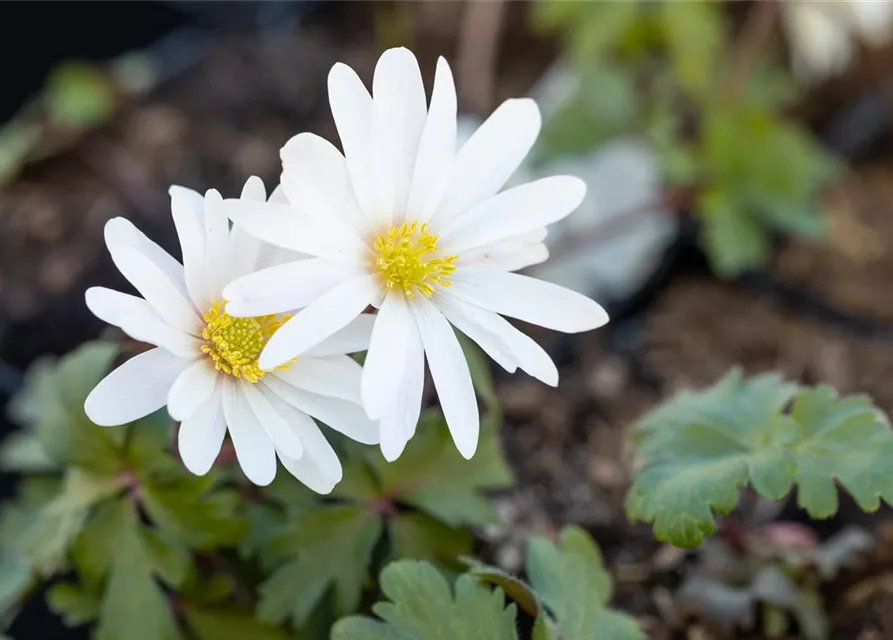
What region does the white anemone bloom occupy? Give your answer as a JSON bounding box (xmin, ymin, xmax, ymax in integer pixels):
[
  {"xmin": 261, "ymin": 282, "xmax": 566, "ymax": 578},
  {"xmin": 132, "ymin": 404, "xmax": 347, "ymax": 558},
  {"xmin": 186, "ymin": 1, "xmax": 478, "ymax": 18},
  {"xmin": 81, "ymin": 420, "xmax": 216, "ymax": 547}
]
[
  {"xmin": 220, "ymin": 48, "xmax": 608, "ymax": 462},
  {"xmin": 83, "ymin": 177, "xmax": 378, "ymax": 491}
]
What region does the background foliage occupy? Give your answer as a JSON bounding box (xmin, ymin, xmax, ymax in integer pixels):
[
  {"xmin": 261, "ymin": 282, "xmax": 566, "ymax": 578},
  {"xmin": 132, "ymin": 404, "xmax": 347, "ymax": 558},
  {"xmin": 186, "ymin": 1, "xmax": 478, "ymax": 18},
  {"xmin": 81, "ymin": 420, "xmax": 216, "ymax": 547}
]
[{"xmin": 532, "ymin": 0, "xmax": 839, "ymax": 277}]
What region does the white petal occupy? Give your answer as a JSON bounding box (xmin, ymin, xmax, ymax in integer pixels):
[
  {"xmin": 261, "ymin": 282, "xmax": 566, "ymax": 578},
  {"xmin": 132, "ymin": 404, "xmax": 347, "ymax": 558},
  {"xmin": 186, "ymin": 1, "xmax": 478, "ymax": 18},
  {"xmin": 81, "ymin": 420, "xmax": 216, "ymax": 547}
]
[
  {"xmin": 223, "ymin": 258, "xmax": 360, "ymax": 318},
  {"xmin": 105, "ymin": 222, "xmax": 200, "ymax": 334},
  {"xmin": 202, "ymin": 189, "xmax": 232, "ymax": 297},
  {"xmin": 303, "ymin": 313, "xmax": 376, "ymax": 357},
  {"xmin": 435, "ymin": 294, "xmax": 518, "ymax": 373},
  {"xmin": 227, "ymin": 224, "xmax": 264, "ymax": 283},
  {"xmin": 220, "ymin": 199, "xmax": 365, "ymax": 264},
  {"xmin": 259, "ymin": 275, "xmax": 379, "ymax": 369},
  {"xmin": 104, "ymin": 217, "xmax": 188, "ymax": 297},
  {"xmin": 227, "ymin": 177, "xmax": 269, "ymax": 281},
  {"xmin": 460, "ymin": 227, "xmax": 546, "ymax": 268},
  {"xmin": 265, "ymin": 377, "xmax": 379, "ymax": 445},
  {"xmin": 361, "ymin": 292, "xmax": 415, "ymax": 420},
  {"xmin": 242, "ymin": 384, "xmax": 304, "ymax": 460},
  {"xmin": 269, "ymin": 184, "xmax": 288, "ymax": 203},
  {"xmin": 440, "ymin": 177, "xmax": 585, "ymax": 254},
  {"xmin": 167, "ymin": 360, "xmax": 217, "ymax": 421},
  {"xmin": 84, "ymin": 348, "xmax": 189, "ymax": 427},
  {"xmin": 178, "ymin": 390, "xmax": 226, "ymax": 476},
  {"xmin": 328, "ymin": 62, "xmax": 376, "ymax": 222},
  {"xmin": 280, "ymin": 133, "xmax": 368, "ymax": 231},
  {"xmin": 85, "ymin": 287, "xmax": 200, "ymax": 358},
  {"xmin": 169, "ymin": 185, "xmax": 209, "ymax": 309},
  {"xmin": 429, "ymin": 98, "xmax": 541, "ymax": 227},
  {"xmin": 372, "ymin": 47, "xmax": 427, "ymax": 223},
  {"xmin": 450, "ymin": 268, "xmax": 609, "ymax": 334},
  {"xmin": 407, "ymin": 56, "xmax": 457, "ymax": 223},
  {"xmin": 438, "ymin": 294, "xmax": 557, "ymax": 386},
  {"xmin": 221, "ymin": 382, "xmax": 277, "ymax": 486},
  {"xmin": 486, "ymin": 243, "xmax": 549, "ymax": 272},
  {"xmin": 270, "ymin": 395, "xmax": 342, "ymax": 494},
  {"xmin": 411, "ymin": 297, "xmax": 479, "ymax": 459},
  {"xmin": 241, "ymin": 175, "xmax": 267, "ymax": 202},
  {"xmin": 275, "ymin": 355, "xmax": 362, "ymax": 402},
  {"xmin": 379, "ymin": 324, "xmax": 424, "ymax": 461}
]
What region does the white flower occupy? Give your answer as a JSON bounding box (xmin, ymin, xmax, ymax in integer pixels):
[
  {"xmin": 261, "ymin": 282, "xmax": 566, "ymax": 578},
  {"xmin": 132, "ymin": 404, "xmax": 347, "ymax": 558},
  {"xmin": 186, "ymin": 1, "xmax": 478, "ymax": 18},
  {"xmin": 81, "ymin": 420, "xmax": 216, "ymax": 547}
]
[
  {"xmin": 220, "ymin": 48, "xmax": 608, "ymax": 462},
  {"xmin": 782, "ymin": 0, "xmax": 893, "ymax": 86},
  {"xmin": 83, "ymin": 177, "xmax": 378, "ymax": 491}
]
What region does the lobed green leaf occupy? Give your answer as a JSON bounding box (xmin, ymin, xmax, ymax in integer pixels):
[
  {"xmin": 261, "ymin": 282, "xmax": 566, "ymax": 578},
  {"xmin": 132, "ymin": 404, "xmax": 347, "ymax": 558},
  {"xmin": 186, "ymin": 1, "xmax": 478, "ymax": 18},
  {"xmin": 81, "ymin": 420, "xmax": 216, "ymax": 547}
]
[
  {"xmin": 332, "ymin": 561, "xmax": 518, "ymax": 640},
  {"xmin": 627, "ymin": 370, "xmax": 893, "ymax": 547}
]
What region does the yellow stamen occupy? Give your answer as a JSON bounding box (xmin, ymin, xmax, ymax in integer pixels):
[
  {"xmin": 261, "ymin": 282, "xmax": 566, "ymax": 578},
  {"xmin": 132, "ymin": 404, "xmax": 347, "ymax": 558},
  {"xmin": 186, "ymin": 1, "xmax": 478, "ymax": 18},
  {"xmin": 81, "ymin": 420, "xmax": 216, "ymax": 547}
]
[
  {"xmin": 373, "ymin": 222, "xmax": 458, "ymax": 298},
  {"xmin": 201, "ymin": 301, "xmax": 292, "ymax": 382}
]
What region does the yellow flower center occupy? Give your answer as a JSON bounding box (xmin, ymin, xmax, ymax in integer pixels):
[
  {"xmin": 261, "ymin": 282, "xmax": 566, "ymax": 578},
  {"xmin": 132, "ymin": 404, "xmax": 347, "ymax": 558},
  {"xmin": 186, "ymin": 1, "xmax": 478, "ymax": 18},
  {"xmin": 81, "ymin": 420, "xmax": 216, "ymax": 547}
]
[
  {"xmin": 201, "ymin": 301, "xmax": 291, "ymax": 383},
  {"xmin": 373, "ymin": 222, "xmax": 457, "ymax": 298}
]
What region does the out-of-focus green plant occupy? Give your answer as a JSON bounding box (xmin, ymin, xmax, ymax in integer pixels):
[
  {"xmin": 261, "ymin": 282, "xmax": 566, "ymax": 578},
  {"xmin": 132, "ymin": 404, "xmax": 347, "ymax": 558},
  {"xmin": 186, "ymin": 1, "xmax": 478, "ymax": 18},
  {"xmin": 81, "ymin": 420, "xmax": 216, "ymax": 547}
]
[
  {"xmin": 253, "ymin": 409, "xmax": 513, "ymax": 629},
  {"xmin": 0, "ymin": 55, "xmax": 158, "ymax": 185},
  {"xmin": 626, "ymin": 369, "xmax": 893, "ymax": 549},
  {"xmin": 533, "ymin": 1, "xmax": 840, "ymax": 277},
  {"xmin": 0, "ymin": 343, "xmax": 256, "ymax": 639},
  {"xmin": 0, "ymin": 339, "xmax": 513, "ymax": 638},
  {"xmin": 331, "ymin": 526, "xmax": 644, "ymax": 640}
]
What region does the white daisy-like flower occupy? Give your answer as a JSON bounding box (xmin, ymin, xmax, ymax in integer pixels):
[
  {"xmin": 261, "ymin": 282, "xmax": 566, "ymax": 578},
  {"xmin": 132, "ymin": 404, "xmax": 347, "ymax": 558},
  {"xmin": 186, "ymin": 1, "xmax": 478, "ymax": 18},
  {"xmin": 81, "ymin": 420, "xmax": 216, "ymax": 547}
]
[
  {"xmin": 220, "ymin": 48, "xmax": 608, "ymax": 462},
  {"xmin": 83, "ymin": 177, "xmax": 378, "ymax": 491}
]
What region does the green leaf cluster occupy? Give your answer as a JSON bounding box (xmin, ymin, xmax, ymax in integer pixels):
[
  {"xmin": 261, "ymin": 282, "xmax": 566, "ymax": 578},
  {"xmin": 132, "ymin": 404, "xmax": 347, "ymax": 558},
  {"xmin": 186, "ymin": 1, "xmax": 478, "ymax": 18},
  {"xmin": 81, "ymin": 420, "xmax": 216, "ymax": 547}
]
[
  {"xmin": 255, "ymin": 408, "xmax": 513, "ymax": 628},
  {"xmin": 0, "ymin": 343, "xmax": 252, "ymax": 639},
  {"xmin": 696, "ymin": 107, "xmax": 839, "ymax": 276},
  {"xmin": 0, "ymin": 338, "xmax": 519, "ymax": 638},
  {"xmin": 531, "ymin": 0, "xmax": 839, "ymax": 276},
  {"xmin": 249, "ymin": 337, "xmax": 512, "ymax": 629},
  {"xmin": 332, "ymin": 526, "xmax": 643, "ymax": 640},
  {"xmin": 626, "ymin": 369, "xmax": 893, "ymax": 547}
]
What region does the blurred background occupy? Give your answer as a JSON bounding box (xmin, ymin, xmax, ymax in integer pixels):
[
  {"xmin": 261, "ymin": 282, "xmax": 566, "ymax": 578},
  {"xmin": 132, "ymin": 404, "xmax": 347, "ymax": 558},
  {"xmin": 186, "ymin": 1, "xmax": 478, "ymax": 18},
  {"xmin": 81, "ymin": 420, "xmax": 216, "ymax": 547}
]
[{"xmin": 3, "ymin": 1, "xmax": 893, "ymax": 638}]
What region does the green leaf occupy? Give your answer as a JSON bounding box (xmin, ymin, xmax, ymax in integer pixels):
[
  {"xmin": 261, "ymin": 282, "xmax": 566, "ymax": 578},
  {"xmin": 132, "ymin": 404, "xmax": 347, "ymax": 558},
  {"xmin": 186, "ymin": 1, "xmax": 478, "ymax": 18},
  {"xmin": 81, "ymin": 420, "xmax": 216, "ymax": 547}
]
[
  {"xmin": 0, "ymin": 551, "xmax": 31, "ymax": 620},
  {"xmin": 0, "ymin": 121, "xmax": 41, "ymax": 186},
  {"xmin": 141, "ymin": 528, "xmax": 191, "ymax": 588},
  {"xmin": 46, "ymin": 582, "xmax": 100, "ymax": 627},
  {"xmin": 70, "ymin": 497, "xmax": 123, "ymax": 590},
  {"xmin": 94, "ymin": 498, "xmax": 181, "ymax": 640},
  {"xmin": 532, "ymin": 615, "xmax": 559, "ymax": 640},
  {"xmin": 332, "ymin": 561, "xmax": 518, "ymax": 640},
  {"xmin": 123, "ymin": 410, "xmax": 176, "ymax": 472},
  {"xmin": 258, "ymin": 506, "xmax": 382, "ymax": 625},
  {"xmin": 0, "ymin": 432, "xmax": 56, "ymax": 473},
  {"xmin": 526, "ymin": 527, "xmax": 643, "ymax": 640},
  {"xmin": 30, "ymin": 342, "xmax": 124, "ymax": 472},
  {"xmin": 27, "ymin": 470, "xmax": 123, "ymax": 576},
  {"xmin": 6, "ymin": 355, "xmax": 55, "ymax": 427},
  {"xmin": 0, "ymin": 481, "xmax": 61, "ymax": 617},
  {"xmin": 698, "ymin": 106, "xmax": 836, "ymax": 276},
  {"xmin": 372, "ymin": 412, "xmax": 513, "ymax": 527},
  {"xmin": 661, "ymin": 1, "xmax": 724, "ymax": 99},
  {"xmin": 788, "ymin": 386, "xmax": 893, "ymax": 516},
  {"xmin": 533, "ymin": 1, "xmax": 639, "ymax": 61},
  {"xmin": 467, "ymin": 563, "xmax": 541, "ymax": 618},
  {"xmin": 238, "ymin": 502, "xmax": 285, "ymax": 566},
  {"xmin": 698, "ymin": 188, "xmax": 770, "ymax": 277},
  {"xmin": 627, "ymin": 370, "xmax": 893, "ymax": 547},
  {"xmin": 388, "ymin": 513, "xmax": 473, "ymax": 573},
  {"xmin": 140, "ymin": 470, "xmax": 246, "ymax": 550},
  {"xmin": 44, "ymin": 62, "xmax": 116, "ymax": 131},
  {"xmin": 182, "ymin": 604, "xmax": 289, "ymax": 640}
]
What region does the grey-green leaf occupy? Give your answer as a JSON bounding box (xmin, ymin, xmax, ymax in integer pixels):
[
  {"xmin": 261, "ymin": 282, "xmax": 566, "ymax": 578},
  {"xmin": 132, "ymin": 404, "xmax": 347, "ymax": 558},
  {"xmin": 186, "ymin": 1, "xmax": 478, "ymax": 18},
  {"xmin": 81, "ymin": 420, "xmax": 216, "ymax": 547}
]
[{"xmin": 332, "ymin": 561, "xmax": 518, "ymax": 640}]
